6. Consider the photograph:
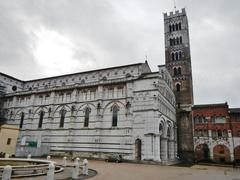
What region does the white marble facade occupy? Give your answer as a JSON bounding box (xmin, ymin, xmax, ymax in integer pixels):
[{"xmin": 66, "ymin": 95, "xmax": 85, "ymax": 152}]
[{"xmin": 0, "ymin": 62, "xmax": 177, "ymax": 162}]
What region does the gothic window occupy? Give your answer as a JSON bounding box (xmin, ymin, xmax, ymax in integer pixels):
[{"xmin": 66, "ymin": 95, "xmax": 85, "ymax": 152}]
[
  {"xmin": 179, "ymin": 23, "xmax": 182, "ymax": 30},
  {"xmin": 38, "ymin": 111, "xmax": 44, "ymax": 128},
  {"xmin": 176, "ymin": 23, "xmax": 179, "ymax": 31},
  {"xmin": 170, "ymin": 39, "xmax": 172, "ymax": 46},
  {"xmin": 180, "ymin": 36, "xmax": 182, "ymax": 44},
  {"xmin": 169, "ymin": 25, "xmax": 172, "ymax": 32},
  {"xmin": 172, "ymin": 24, "xmax": 175, "ymax": 31},
  {"xmin": 217, "ymin": 129, "xmax": 222, "ymax": 137},
  {"xmin": 176, "ymin": 37, "xmax": 179, "ymax": 45},
  {"xmin": 84, "ymin": 107, "xmax": 91, "ymax": 127},
  {"xmin": 19, "ymin": 112, "xmax": 24, "ymax": 129},
  {"xmin": 212, "ymin": 130, "xmax": 217, "ymax": 138},
  {"xmin": 171, "ymin": 53, "xmax": 175, "ymax": 61},
  {"xmin": 59, "ymin": 109, "xmax": 66, "ymax": 128},
  {"xmin": 179, "ymin": 51, "xmax": 182, "ymax": 59},
  {"xmin": 178, "ymin": 67, "xmax": 182, "ymax": 75},
  {"xmin": 112, "ymin": 105, "xmax": 119, "ymax": 127},
  {"xmin": 175, "ymin": 52, "xmax": 179, "ymax": 60},
  {"xmin": 222, "ymin": 129, "xmax": 228, "ymax": 138},
  {"xmin": 173, "ymin": 38, "xmax": 176, "ymax": 45},
  {"xmin": 211, "ymin": 115, "xmax": 216, "ymax": 123},
  {"xmin": 173, "ymin": 68, "xmax": 177, "ymax": 76},
  {"xmin": 159, "ymin": 124, "xmax": 163, "ymax": 133},
  {"xmin": 194, "ymin": 116, "xmax": 199, "ymax": 124},
  {"xmin": 176, "ymin": 83, "xmax": 181, "ymax": 92}
]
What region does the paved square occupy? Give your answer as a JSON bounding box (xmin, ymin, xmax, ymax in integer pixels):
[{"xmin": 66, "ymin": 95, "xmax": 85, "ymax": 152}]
[{"xmin": 21, "ymin": 159, "xmax": 240, "ymax": 180}]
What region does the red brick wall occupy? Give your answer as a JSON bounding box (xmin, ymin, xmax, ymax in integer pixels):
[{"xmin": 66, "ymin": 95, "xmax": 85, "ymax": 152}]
[
  {"xmin": 230, "ymin": 114, "xmax": 240, "ymax": 137},
  {"xmin": 193, "ymin": 104, "xmax": 230, "ymax": 131}
]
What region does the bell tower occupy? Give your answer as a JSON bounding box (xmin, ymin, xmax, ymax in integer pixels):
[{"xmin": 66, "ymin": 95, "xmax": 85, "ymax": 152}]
[{"xmin": 164, "ymin": 8, "xmax": 194, "ymax": 162}]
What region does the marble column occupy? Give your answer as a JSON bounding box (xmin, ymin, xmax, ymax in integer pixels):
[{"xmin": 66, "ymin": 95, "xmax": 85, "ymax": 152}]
[
  {"xmin": 160, "ymin": 137, "xmax": 168, "ymax": 162},
  {"xmin": 155, "ymin": 135, "xmax": 161, "ymax": 161},
  {"xmin": 168, "ymin": 140, "xmax": 175, "ymax": 160}
]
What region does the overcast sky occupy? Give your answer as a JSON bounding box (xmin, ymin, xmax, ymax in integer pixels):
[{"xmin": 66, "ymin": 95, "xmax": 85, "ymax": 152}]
[{"xmin": 0, "ymin": 0, "xmax": 239, "ymax": 107}]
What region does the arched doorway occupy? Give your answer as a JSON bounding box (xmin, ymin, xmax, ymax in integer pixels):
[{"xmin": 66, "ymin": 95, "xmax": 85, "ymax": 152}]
[
  {"xmin": 213, "ymin": 145, "xmax": 231, "ymax": 163},
  {"xmin": 234, "ymin": 146, "xmax": 240, "ymax": 162},
  {"xmin": 195, "ymin": 144, "xmax": 210, "ymax": 162},
  {"xmin": 135, "ymin": 139, "xmax": 142, "ymax": 160}
]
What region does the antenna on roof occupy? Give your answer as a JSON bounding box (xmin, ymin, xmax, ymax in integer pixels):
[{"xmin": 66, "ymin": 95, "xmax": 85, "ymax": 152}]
[{"xmin": 173, "ymin": 0, "xmax": 177, "ymax": 11}]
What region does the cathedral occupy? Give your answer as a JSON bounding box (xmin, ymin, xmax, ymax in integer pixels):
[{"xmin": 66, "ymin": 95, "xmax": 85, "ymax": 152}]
[{"xmin": 0, "ymin": 8, "xmax": 194, "ymax": 163}]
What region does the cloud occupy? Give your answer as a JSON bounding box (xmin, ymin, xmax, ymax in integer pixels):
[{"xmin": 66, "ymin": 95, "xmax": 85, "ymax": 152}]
[{"xmin": 0, "ymin": 0, "xmax": 239, "ymax": 107}]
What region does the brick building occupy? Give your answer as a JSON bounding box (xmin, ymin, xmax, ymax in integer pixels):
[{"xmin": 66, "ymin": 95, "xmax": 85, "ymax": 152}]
[{"xmin": 193, "ymin": 103, "xmax": 240, "ymax": 163}]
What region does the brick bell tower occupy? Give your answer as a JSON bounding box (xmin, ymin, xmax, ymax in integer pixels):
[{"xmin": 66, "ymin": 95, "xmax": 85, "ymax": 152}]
[{"xmin": 164, "ymin": 8, "xmax": 194, "ymax": 162}]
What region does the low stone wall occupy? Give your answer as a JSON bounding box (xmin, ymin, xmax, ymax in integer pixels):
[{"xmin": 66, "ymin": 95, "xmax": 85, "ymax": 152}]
[{"xmin": 16, "ymin": 146, "xmax": 50, "ymax": 157}]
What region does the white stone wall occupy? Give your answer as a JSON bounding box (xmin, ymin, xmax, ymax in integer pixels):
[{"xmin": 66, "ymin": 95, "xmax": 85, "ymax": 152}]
[{"xmin": 2, "ymin": 63, "xmax": 176, "ymax": 162}]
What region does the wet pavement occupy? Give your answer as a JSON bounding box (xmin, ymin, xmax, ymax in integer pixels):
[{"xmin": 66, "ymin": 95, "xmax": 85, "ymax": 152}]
[{"xmin": 16, "ymin": 158, "xmax": 240, "ymax": 180}]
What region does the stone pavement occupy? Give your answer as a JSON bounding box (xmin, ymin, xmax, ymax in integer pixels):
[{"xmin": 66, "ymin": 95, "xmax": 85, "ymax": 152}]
[{"xmin": 17, "ymin": 158, "xmax": 240, "ymax": 180}]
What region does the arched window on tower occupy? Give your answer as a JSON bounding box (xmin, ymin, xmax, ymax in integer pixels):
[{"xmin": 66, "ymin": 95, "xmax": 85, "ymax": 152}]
[
  {"xmin": 169, "ymin": 39, "xmax": 172, "ymax": 46},
  {"xmin": 176, "ymin": 23, "xmax": 179, "ymax": 31},
  {"xmin": 171, "ymin": 53, "xmax": 175, "ymax": 61},
  {"xmin": 38, "ymin": 111, "xmax": 44, "ymax": 128},
  {"xmin": 173, "ymin": 68, "xmax": 177, "ymax": 76},
  {"xmin": 169, "ymin": 25, "xmax": 172, "ymax": 32},
  {"xmin": 180, "ymin": 36, "xmax": 182, "ymax": 44},
  {"xmin": 19, "ymin": 112, "xmax": 24, "ymax": 129},
  {"xmin": 176, "ymin": 37, "xmax": 179, "ymax": 45},
  {"xmin": 173, "ymin": 38, "xmax": 176, "ymax": 45},
  {"xmin": 175, "ymin": 52, "xmax": 179, "ymax": 60},
  {"xmin": 179, "ymin": 51, "xmax": 182, "ymax": 59},
  {"xmin": 179, "ymin": 23, "xmax": 182, "ymax": 30},
  {"xmin": 59, "ymin": 109, "xmax": 66, "ymax": 128},
  {"xmin": 172, "ymin": 24, "xmax": 175, "ymax": 31},
  {"xmin": 112, "ymin": 105, "xmax": 119, "ymax": 127},
  {"xmin": 178, "ymin": 67, "xmax": 182, "ymax": 75},
  {"xmin": 176, "ymin": 83, "xmax": 181, "ymax": 92},
  {"xmin": 84, "ymin": 107, "xmax": 91, "ymax": 127}
]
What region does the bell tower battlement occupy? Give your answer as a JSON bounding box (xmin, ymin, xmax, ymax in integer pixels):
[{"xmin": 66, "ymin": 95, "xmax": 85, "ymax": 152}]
[
  {"xmin": 163, "ymin": 8, "xmax": 194, "ymax": 162},
  {"xmin": 164, "ymin": 8, "xmax": 193, "ymax": 107}
]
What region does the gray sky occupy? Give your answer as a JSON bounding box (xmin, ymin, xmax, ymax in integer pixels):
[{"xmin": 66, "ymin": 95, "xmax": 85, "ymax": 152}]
[{"xmin": 0, "ymin": 0, "xmax": 239, "ymax": 107}]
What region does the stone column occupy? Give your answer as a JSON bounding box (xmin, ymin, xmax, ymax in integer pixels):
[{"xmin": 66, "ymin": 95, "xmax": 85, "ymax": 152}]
[
  {"xmin": 12, "ymin": 96, "xmax": 17, "ymax": 107},
  {"xmin": 27, "ymin": 154, "xmax": 31, "ymax": 159},
  {"xmin": 72, "ymin": 158, "xmax": 80, "ymax": 179},
  {"xmin": 63, "ymin": 157, "xmax": 67, "ymax": 167},
  {"xmin": 83, "ymin": 159, "xmax": 89, "ymax": 176},
  {"xmin": 174, "ymin": 141, "xmax": 178, "ymax": 158},
  {"xmin": 72, "ymin": 89, "xmax": 77, "ymax": 102},
  {"xmin": 160, "ymin": 137, "xmax": 168, "ymax": 162},
  {"xmin": 63, "ymin": 93, "xmax": 67, "ymax": 103},
  {"xmin": 87, "ymin": 90, "xmax": 90, "ymax": 101},
  {"xmin": 228, "ymin": 130, "xmax": 234, "ymax": 161},
  {"xmin": 168, "ymin": 140, "xmax": 175, "ymax": 160},
  {"xmin": 49, "ymin": 91, "xmax": 55, "ymax": 109},
  {"xmin": 97, "ymin": 86, "xmax": 103, "ymax": 100},
  {"xmin": 114, "ymin": 87, "xmax": 118, "ymax": 98},
  {"xmin": 209, "ymin": 143, "xmax": 214, "ymax": 160},
  {"xmin": 46, "ymin": 163, "xmax": 55, "ymax": 180},
  {"xmin": 2, "ymin": 165, "xmax": 12, "ymax": 180},
  {"xmin": 155, "ymin": 135, "xmax": 161, "ymax": 161}
]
